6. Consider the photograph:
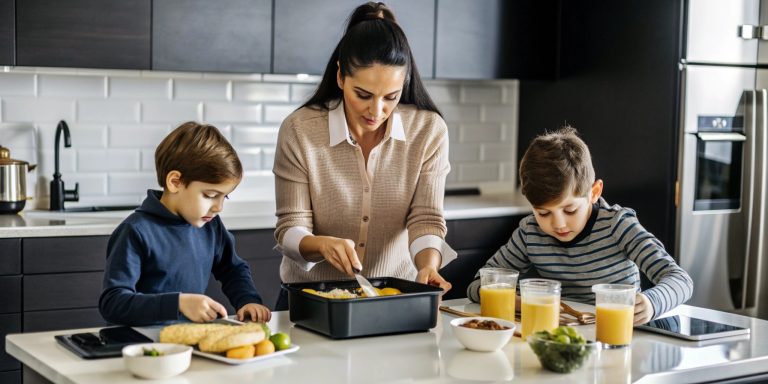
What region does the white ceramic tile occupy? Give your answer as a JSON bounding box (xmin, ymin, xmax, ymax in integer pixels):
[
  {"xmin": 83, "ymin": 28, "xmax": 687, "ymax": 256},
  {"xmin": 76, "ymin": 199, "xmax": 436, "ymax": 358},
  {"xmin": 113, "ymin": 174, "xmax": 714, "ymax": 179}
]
[
  {"xmin": 233, "ymin": 126, "xmax": 279, "ymax": 145},
  {"xmin": 38, "ymin": 74, "xmax": 106, "ymax": 98},
  {"xmin": 233, "ymin": 82, "xmax": 290, "ymax": 102},
  {"xmin": 236, "ymin": 147, "xmax": 262, "ymax": 171},
  {"xmin": 109, "ymin": 172, "xmax": 157, "ymax": 195},
  {"xmin": 37, "ymin": 122, "xmax": 104, "ymax": 152},
  {"xmin": 481, "ymin": 143, "xmax": 515, "ymax": 162},
  {"xmin": 459, "ymin": 123, "xmax": 503, "ymax": 143},
  {"xmin": 142, "ymin": 101, "xmax": 201, "ymax": 123},
  {"xmin": 141, "ymin": 149, "xmax": 156, "ymax": 172},
  {"xmin": 0, "ymin": 73, "xmax": 36, "ymax": 96},
  {"xmin": 501, "ymin": 81, "xmax": 520, "ymax": 104},
  {"xmin": 462, "ymin": 85, "xmax": 503, "ymax": 104},
  {"xmin": 231, "ymin": 170, "xmax": 275, "ymax": 199},
  {"xmin": 458, "ymin": 163, "xmax": 500, "ymax": 183},
  {"xmin": 425, "ymin": 83, "xmax": 460, "ymax": 104},
  {"xmin": 141, "ymin": 70, "xmax": 203, "ymax": 79},
  {"xmin": 261, "ymin": 147, "xmax": 275, "ymax": 170},
  {"xmin": 78, "ymin": 100, "xmax": 139, "ymax": 123},
  {"xmin": 77, "ymin": 149, "xmax": 140, "ymax": 172},
  {"xmin": 38, "ymin": 150, "xmax": 77, "ymax": 175},
  {"xmin": 500, "ymin": 161, "xmax": 517, "ymax": 182},
  {"xmin": 66, "ymin": 173, "xmax": 108, "ymax": 196},
  {"xmin": 291, "ymin": 83, "xmax": 318, "ymax": 103},
  {"xmin": 202, "ymin": 72, "xmax": 262, "ymax": 81},
  {"xmin": 264, "ymin": 105, "xmax": 297, "ymax": 124},
  {"xmin": 449, "ymin": 143, "xmax": 482, "ymax": 162},
  {"xmin": 2, "ymin": 98, "xmax": 75, "ymax": 122},
  {"xmin": 445, "ymin": 169, "xmax": 458, "ymax": 183},
  {"xmin": 204, "ymin": 103, "xmax": 261, "ymax": 123},
  {"xmin": 0, "ymin": 123, "xmax": 36, "ymax": 149},
  {"xmin": 109, "ymin": 124, "xmax": 170, "ymax": 148},
  {"xmin": 175, "ymin": 79, "xmax": 230, "ymax": 101},
  {"xmin": 262, "ymin": 74, "xmax": 321, "ymax": 83},
  {"xmin": 440, "ymin": 104, "xmax": 481, "ymax": 123},
  {"xmin": 483, "ymin": 105, "xmax": 517, "ymax": 124},
  {"xmin": 109, "ymin": 77, "xmax": 171, "ymax": 99}
]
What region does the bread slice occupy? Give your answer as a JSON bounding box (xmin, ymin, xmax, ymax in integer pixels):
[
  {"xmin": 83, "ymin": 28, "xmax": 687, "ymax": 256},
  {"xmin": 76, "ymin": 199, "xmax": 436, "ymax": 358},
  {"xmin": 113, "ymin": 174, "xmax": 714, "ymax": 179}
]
[
  {"xmin": 159, "ymin": 323, "xmax": 228, "ymax": 345},
  {"xmin": 198, "ymin": 323, "xmax": 266, "ymax": 353}
]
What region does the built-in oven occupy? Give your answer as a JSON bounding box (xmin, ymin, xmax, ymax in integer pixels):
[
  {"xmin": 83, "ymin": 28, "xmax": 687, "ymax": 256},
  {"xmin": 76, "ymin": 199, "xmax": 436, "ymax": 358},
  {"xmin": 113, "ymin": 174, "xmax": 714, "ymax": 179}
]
[{"xmin": 692, "ymin": 116, "xmax": 745, "ymax": 211}]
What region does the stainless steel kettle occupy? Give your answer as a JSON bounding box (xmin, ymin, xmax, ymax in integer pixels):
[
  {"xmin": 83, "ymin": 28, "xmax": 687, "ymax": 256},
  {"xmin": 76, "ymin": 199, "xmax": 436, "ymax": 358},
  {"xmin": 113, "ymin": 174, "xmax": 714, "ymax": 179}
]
[{"xmin": 0, "ymin": 145, "xmax": 36, "ymax": 214}]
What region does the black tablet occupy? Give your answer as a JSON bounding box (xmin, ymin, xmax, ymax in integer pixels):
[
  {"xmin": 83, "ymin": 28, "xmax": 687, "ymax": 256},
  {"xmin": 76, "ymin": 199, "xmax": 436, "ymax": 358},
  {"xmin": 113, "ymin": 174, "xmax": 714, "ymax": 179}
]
[
  {"xmin": 55, "ymin": 326, "xmax": 153, "ymax": 359},
  {"xmin": 636, "ymin": 315, "xmax": 750, "ymax": 341}
]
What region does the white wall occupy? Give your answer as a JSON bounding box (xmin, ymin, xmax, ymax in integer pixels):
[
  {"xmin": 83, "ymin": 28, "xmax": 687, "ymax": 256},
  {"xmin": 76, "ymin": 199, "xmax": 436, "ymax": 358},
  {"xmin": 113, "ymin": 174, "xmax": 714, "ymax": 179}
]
[{"xmin": 0, "ymin": 67, "xmax": 518, "ymax": 208}]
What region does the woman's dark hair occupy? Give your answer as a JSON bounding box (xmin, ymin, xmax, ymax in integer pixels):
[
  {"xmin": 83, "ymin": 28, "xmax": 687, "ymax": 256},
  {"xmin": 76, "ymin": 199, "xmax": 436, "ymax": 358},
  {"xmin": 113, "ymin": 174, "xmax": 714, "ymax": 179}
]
[{"xmin": 302, "ymin": 2, "xmax": 440, "ymax": 116}]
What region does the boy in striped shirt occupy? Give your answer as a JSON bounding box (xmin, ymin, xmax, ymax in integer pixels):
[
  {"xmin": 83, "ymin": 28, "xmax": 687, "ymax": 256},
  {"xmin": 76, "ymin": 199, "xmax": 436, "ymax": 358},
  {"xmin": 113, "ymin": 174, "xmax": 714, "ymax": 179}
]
[{"xmin": 467, "ymin": 127, "xmax": 693, "ymax": 324}]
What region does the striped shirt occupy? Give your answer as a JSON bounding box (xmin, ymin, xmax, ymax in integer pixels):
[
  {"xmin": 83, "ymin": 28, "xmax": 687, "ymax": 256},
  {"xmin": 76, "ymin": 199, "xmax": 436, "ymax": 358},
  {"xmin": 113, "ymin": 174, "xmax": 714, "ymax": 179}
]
[{"xmin": 467, "ymin": 197, "xmax": 693, "ymax": 319}]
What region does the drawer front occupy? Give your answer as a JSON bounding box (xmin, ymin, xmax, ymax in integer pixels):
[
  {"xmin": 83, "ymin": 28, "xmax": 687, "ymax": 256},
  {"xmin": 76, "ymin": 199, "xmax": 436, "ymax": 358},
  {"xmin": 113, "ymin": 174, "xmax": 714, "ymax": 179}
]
[
  {"xmin": 0, "ymin": 370, "xmax": 21, "ymax": 384},
  {"xmin": 0, "ymin": 313, "xmax": 22, "ymax": 371},
  {"xmin": 205, "ymin": 256, "xmax": 282, "ymax": 311},
  {"xmin": 23, "ymin": 236, "xmax": 109, "ymax": 274},
  {"xmin": 446, "ymin": 216, "xmax": 522, "ymax": 250},
  {"xmin": 233, "ymin": 229, "xmax": 280, "ymax": 260},
  {"xmin": 0, "ymin": 276, "xmax": 21, "ymax": 314},
  {"xmin": 0, "ymin": 238, "xmax": 21, "ymax": 275},
  {"xmin": 23, "ymin": 308, "xmax": 105, "ymax": 332},
  {"xmin": 24, "ymin": 272, "xmax": 103, "ymax": 311},
  {"xmin": 440, "ymin": 248, "xmax": 496, "ymax": 300}
]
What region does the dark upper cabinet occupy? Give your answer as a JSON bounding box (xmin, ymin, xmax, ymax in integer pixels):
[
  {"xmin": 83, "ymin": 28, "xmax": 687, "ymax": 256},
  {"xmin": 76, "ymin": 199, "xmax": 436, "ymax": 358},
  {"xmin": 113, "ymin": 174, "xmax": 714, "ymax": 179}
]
[
  {"xmin": 0, "ymin": 0, "xmax": 13, "ymax": 65},
  {"xmin": 273, "ymin": 0, "xmax": 435, "ymax": 77},
  {"xmin": 435, "ymin": 0, "xmax": 558, "ymax": 79},
  {"xmin": 16, "ymin": 0, "xmax": 151, "ymax": 69},
  {"xmin": 153, "ymin": 0, "xmax": 272, "ymax": 73}
]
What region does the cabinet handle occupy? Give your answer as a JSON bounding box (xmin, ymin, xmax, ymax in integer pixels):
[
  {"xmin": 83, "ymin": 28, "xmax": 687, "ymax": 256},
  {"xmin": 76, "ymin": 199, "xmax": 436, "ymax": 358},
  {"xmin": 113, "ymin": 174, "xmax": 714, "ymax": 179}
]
[{"xmin": 738, "ymin": 25, "xmax": 759, "ymax": 39}]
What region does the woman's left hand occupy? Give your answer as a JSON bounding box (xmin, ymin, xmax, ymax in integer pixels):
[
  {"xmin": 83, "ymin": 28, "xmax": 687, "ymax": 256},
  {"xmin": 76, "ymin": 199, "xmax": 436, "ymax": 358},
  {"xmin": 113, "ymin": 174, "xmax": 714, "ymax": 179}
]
[
  {"xmin": 633, "ymin": 293, "xmax": 654, "ymax": 325},
  {"xmin": 416, "ymin": 267, "xmax": 452, "ymax": 293}
]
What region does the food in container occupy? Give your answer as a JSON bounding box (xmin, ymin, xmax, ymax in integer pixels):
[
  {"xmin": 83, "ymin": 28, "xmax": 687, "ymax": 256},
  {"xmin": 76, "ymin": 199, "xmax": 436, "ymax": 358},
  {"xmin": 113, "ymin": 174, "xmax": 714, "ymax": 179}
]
[
  {"xmin": 122, "ymin": 343, "xmax": 192, "ymax": 379},
  {"xmin": 527, "ymin": 326, "xmax": 599, "ymax": 373},
  {"xmin": 450, "ymin": 316, "xmax": 516, "ymax": 352}
]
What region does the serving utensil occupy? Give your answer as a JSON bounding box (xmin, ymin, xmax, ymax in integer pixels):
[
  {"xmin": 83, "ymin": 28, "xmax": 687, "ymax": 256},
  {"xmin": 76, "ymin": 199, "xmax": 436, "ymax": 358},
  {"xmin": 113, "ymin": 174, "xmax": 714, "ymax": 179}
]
[{"xmin": 352, "ymin": 267, "xmax": 379, "ymax": 297}]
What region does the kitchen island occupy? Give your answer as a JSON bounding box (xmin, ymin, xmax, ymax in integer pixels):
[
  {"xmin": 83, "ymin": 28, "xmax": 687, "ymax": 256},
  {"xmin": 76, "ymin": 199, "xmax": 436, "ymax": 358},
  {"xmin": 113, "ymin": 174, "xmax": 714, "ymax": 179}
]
[{"xmin": 6, "ymin": 299, "xmax": 768, "ymax": 384}]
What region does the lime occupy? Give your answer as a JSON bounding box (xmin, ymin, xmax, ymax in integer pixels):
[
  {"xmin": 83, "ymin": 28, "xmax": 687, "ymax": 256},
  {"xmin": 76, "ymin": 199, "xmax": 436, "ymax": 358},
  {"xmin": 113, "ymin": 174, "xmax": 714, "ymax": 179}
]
[{"xmin": 269, "ymin": 332, "xmax": 292, "ymax": 351}]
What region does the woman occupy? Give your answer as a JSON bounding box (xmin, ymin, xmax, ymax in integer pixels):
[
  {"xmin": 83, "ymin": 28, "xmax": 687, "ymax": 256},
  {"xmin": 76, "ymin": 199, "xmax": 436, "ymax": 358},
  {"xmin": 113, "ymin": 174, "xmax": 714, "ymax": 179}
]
[{"xmin": 272, "ymin": 2, "xmax": 454, "ymax": 310}]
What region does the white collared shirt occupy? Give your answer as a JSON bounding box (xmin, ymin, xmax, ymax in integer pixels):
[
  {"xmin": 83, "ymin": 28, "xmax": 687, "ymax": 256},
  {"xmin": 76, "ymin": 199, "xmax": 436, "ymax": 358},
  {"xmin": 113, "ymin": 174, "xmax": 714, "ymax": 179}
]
[{"xmin": 280, "ymin": 101, "xmax": 456, "ymax": 271}]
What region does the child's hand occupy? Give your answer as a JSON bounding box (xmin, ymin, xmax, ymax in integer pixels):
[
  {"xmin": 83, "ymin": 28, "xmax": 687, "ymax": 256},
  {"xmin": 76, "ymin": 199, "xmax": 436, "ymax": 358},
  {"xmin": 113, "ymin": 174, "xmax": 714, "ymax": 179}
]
[
  {"xmin": 179, "ymin": 293, "xmax": 228, "ymax": 323},
  {"xmin": 634, "ymin": 293, "xmax": 654, "ymax": 325},
  {"xmin": 237, "ymin": 303, "xmax": 272, "ymax": 322}
]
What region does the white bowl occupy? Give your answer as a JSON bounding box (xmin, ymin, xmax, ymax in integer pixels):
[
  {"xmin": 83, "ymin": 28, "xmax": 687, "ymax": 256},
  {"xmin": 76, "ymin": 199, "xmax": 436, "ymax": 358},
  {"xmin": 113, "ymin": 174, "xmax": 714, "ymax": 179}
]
[
  {"xmin": 122, "ymin": 343, "xmax": 192, "ymax": 379},
  {"xmin": 450, "ymin": 316, "xmax": 516, "ymax": 352}
]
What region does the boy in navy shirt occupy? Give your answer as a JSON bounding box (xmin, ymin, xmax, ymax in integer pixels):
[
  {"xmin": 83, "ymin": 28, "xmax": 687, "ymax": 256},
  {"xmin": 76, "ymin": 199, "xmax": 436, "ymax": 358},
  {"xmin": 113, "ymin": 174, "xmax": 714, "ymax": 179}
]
[{"xmin": 100, "ymin": 122, "xmax": 271, "ymax": 326}]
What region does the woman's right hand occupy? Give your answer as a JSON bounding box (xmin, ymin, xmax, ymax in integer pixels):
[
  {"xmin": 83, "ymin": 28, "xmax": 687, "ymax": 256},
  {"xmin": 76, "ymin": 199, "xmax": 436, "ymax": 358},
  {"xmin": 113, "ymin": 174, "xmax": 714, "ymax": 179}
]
[{"xmin": 300, "ymin": 236, "xmax": 362, "ymax": 276}]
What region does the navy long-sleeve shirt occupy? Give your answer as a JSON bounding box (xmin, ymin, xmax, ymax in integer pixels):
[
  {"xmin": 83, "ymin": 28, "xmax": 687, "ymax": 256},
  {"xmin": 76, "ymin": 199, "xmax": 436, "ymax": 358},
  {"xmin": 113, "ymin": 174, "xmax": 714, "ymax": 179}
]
[{"xmin": 99, "ymin": 190, "xmax": 263, "ymax": 326}]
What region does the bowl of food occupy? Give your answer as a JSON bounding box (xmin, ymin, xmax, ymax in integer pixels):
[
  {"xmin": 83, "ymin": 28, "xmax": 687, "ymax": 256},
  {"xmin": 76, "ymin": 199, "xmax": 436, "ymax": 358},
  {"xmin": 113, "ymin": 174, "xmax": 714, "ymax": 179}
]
[
  {"xmin": 122, "ymin": 343, "xmax": 192, "ymax": 379},
  {"xmin": 450, "ymin": 316, "xmax": 516, "ymax": 352},
  {"xmin": 527, "ymin": 326, "xmax": 600, "ymax": 373}
]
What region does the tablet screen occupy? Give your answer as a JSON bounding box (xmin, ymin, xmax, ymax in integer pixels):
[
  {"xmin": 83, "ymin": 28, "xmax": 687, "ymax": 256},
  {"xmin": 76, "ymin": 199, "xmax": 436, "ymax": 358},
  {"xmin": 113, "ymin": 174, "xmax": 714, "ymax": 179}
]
[{"xmin": 637, "ymin": 315, "xmax": 750, "ymax": 341}]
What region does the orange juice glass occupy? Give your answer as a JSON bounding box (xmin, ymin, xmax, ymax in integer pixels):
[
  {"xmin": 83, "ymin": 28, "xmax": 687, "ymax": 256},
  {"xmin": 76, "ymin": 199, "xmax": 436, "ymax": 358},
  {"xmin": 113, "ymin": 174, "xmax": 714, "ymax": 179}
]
[
  {"xmin": 520, "ymin": 279, "xmax": 561, "ymax": 338},
  {"xmin": 479, "ymin": 268, "xmax": 519, "ymax": 321},
  {"xmin": 592, "ymin": 284, "xmax": 637, "ymax": 348}
]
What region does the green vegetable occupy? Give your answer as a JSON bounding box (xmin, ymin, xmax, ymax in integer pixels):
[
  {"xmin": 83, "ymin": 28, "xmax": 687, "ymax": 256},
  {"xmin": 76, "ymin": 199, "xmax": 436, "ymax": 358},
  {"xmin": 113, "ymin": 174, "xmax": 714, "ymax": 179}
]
[
  {"xmin": 260, "ymin": 323, "xmax": 271, "ymax": 340},
  {"xmin": 528, "ymin": 326, "xmax": 593, "ymax": 373},
  {"xmin": 142, "ymin": 347, "xmax": 163, "ymax": 357}
]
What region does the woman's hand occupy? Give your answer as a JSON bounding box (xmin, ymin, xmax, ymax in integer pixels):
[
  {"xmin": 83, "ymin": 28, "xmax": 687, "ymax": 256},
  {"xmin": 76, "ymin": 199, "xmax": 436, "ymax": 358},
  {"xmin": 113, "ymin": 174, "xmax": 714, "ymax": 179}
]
[
  {"xmin": 179, "ymin": 293, "xmax": 228, "ymax": 323},
  {"xmin": 416, "ymin": 266, "xmax": 452, "ymax": 293},
  {"xmin": 634, "ymin": 292, "xmax": 655, "ymax": 325},
  {"xmin": 300, "ymin": 235, "xmax": 361, "ymax": 275}
]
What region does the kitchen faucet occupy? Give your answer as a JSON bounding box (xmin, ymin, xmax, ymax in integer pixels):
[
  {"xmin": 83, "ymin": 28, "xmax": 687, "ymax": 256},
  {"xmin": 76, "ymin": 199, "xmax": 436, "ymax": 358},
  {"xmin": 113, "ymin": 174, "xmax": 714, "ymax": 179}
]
[{"xmin": 50, "ymin": 120, "xmax": 79, "ymax": 211}]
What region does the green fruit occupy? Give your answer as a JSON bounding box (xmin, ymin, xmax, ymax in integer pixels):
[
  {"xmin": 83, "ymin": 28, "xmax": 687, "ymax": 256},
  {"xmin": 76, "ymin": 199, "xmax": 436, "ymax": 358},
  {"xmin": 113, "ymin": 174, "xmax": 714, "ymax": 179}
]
[
  {"xmin": 260, "ymin": 323, "xmax": 271, "ymax": 340},
  {"xmin": 555, "ymin": 335, "xmax": 571, "ymax": 344},
  {"xmin": 269, "ymin": 332, "xmax": 291, "ymax": 351}
]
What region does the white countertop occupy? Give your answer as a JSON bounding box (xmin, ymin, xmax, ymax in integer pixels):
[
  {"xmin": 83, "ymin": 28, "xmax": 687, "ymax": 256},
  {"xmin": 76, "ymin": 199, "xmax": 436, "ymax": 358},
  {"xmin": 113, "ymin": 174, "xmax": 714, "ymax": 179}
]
[
  {"xmin": 0, "ymin": 193, "xmax": 531, "ymax": 238},
  {"xmin": 6, "ymin": 299, "xmax": 768, "ymax": 384}
]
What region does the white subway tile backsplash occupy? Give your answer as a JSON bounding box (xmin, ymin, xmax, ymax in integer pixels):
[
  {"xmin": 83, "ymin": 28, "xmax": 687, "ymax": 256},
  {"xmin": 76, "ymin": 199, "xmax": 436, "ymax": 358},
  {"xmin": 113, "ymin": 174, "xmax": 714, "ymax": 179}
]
[
  {"xmin": 38, "ymin": 75, "xmax": 106, "ymax": 98},
  {"xmin": 38, "ymin": 150, "xmax": 77, "ymax": 176},
  {"xmin": 141, "ymin": 149, "xmax": 156, "ymax": 172},
  {"xmin": 67, "ymin": 173, "xmax": 108, "ymax": 196},
  {"xmin": 78, "ymin": 100, "xmax": 139, "ymax": 123},
  {"xmin": 233, "ymin": 83, "xmax": 290, "ymax": 102},
  {"xmin": 236, "ymin": 148, "xmax": 262, "ymax": 171},
  {"xmin": 425, "ymin": 83, "xmax": 460, "ymax": 104},
  {"xmin": 231, "ymin": 170, "xmax": 274, "ymax": 199},
  {"xmin": 110, "ymin": 77, "xmax": 171, "ymax": 99},
  {"xmin": 262, "ymin": 74, "xmax": 320, "ymax": 83},
  {"xmin": 264, "ymin": 105, "xmax": 298, "ymax": 123},
  {"xmin": 67, "ymin": 124, "xmax": 108, "ymax": 148},
  {"xmin": 78, "ymin": 149, "xmax": 140, "ymax": 172},
  {"xmin": 500, "ymin": 162, "xmax": 516, "ymax": 181},
  {"xmin": 462, "ymin": 85, "xmax": 503, "ymax": 104},
  {"xmin": 3, "ymin": 98, "xmax": 75, "ymax": 122},
  {"xmin": 291, "ymin": 83, "xmax": 317, "ymax": 103},
  {"xmin": 481, "ymin": 143, "xmax": 515, "ymax": 162},
  {"xmin": 204, "ymin": 103, "xmax": 261, "ymax": 123},
  {"xmin": 233, "ymin": 126, "xmax": 279, "ymax": 145},
  {"xmin": 262, "ymin": 147, "xmax": 275, "ymax": 170},
  {"xmin": 459, "ymin": 123, "xmax": 503, "ymax": 143},
  {"xmin": 0, "ymin": 74, "xmax": 36, "ymax": 96},
  {"xmin": 0, "ymin": 123, "xmax": 36, "ymax": 149},
  {"xmin": 175, "ymin": 79, "xmax": 230, "ymax": 101},
  {"xmin": 458, "ymin": 163, "xmax": 500, "ymax": 183},
  {"xmin": 483, "ymin": 105, "xmax": 517, "ymax": 124},
  {"xmin": 142, "ymin": 101, "xmax": 200, "ymax": 123},
  {"xmin": 109, "ymin": 124, "xmax": 170, "ymax": 148},
  {"xmin": 449, "ymin": 143, "xmax": 481, "ymax": 162},
  {"xmin": 440, "ymin": 104, "xmax": 481, "ymax": 123},
  {"xmin": 109, "ymin": 172, "xmax": 156, "ymax": 195}
]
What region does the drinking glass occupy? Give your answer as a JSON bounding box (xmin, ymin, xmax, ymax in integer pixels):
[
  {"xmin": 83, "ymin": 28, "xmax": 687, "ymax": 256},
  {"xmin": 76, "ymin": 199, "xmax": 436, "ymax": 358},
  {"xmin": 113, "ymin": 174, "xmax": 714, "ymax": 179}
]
[
  {"xmin": 479, "ymin": 268, "xmax": 519, "ymax": 321},
  {"xmin": 592, "ymin": 284, "xmax": 637, "ymax": 348},
  {"xmin": 520, "ymin": 278, "xmax": 561, "ymax": 338}
]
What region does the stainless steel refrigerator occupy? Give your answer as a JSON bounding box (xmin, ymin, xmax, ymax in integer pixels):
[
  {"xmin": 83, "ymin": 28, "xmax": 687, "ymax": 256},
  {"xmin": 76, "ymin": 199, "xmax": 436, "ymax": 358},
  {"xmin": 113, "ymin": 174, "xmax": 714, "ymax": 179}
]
[{"xmin": 676, "ymin": 0, "xmax": 768, "ymax": 318}]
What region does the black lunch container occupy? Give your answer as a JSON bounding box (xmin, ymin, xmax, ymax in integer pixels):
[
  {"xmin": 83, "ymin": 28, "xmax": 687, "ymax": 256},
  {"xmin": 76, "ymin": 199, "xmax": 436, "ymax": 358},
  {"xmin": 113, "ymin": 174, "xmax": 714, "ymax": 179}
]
[{"xmin": 283, "ymin": 277, "xmax": 443, "ymax": 339}]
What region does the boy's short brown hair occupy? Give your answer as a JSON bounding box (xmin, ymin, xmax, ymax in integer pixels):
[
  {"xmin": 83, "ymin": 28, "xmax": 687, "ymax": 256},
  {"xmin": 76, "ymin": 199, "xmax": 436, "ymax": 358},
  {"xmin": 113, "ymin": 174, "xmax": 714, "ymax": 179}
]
[
  {"xmin": 154, "ymin": 122, "xmax": 242, "ymax": 188},
  {"xmin": 519, "ymin": 126, "xmax": 595, "ymax": 206}
]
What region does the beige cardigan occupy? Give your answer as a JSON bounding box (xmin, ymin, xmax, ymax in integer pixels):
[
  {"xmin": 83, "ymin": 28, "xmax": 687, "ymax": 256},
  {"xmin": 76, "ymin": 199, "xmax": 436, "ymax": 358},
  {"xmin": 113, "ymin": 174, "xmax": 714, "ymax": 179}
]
[{"xmin": 273, "ymin": 104, "xmax": 450, "ymax": 283}]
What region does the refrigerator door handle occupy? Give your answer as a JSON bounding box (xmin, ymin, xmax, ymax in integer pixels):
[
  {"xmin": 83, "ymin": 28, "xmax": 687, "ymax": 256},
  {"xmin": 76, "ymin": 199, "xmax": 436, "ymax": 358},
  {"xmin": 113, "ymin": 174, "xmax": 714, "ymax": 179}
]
[
  {"xmin": 744, "ymin": 89, "xmax": 768, "ymax": 311},
  {"xmin": 738, "ymin": 25, "xmax": 760, "ymax": 39}
]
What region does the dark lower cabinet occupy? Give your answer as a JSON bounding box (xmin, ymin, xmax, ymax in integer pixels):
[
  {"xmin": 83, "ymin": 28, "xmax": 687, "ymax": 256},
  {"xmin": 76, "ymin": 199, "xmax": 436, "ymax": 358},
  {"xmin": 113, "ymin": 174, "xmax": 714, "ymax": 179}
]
[
  {"xmin": 0, "ymin": 313, "xmax": 21, "ymax": 371},
  {"xmin": 0, "ymin": 0, "xmax": 13, "ymax": 65},
  {"xmin": 0, "ymin": 238, "xmax": 21, "ymax": 275},
  {"xmin": 23, "ymin": 308, "xmax": 105, "ymax": 333},
  {"xmin": 16, "ymin": 0, "xmax": 151, "ymax": 69},
  {"xmin": 23, "ymin": 272, "xmax": 102, "ymax": 312},
  {"xmin": 0, "ymin": 370, "xmax": 21, "ymax": 384}
]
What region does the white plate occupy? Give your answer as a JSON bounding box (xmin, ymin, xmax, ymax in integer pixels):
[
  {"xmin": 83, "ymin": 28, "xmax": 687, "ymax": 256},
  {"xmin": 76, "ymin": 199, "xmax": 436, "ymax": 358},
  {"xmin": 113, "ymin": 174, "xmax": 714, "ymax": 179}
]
[{"xmin": 192, "ymin": 345, "xmax": 300, "ymax": 365}]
